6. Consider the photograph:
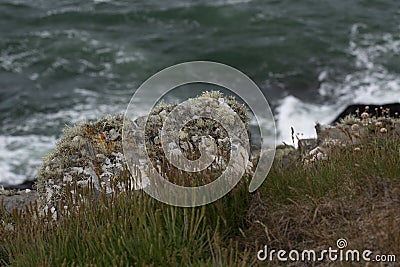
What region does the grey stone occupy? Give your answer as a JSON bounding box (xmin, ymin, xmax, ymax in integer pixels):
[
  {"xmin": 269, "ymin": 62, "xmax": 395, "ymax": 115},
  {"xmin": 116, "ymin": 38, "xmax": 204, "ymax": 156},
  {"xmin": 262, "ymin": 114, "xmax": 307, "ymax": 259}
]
[{"xmin": 0, "ymin": 190, "xmax": 39, "ymax": 214}]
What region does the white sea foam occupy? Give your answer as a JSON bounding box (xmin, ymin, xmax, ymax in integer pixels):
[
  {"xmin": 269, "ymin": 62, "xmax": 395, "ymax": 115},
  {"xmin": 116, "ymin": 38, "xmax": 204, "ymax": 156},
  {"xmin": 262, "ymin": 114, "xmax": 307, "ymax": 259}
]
[
  {"xmin": 275, "ymin": 96, "xmax": 335, "ymax": 146},
  {"xmin": 0, "ymin": 135, "xmax": 56, "ymax": 185}
]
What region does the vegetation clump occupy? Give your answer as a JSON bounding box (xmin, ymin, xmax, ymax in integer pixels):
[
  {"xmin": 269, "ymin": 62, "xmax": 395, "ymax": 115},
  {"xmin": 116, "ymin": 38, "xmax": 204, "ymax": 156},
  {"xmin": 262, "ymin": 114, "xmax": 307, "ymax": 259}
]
[
  {"xmin": 36, "ymin": 91, "xmax": 251, "ymax": 217},
  {"xmin": 1, "ymin": 104, "xmax": 399, "ymax": 266}
]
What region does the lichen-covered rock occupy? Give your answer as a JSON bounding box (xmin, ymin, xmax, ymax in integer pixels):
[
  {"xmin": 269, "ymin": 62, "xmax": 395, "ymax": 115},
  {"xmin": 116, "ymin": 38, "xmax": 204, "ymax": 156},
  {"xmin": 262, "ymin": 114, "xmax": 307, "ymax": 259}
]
[
  {"xmin": 36, "ymin": 91, "xmax": 252, "ymax": 216},
  {"xmin": 36, "ymin": 114, "xmax": 129, "ymax": 216}
]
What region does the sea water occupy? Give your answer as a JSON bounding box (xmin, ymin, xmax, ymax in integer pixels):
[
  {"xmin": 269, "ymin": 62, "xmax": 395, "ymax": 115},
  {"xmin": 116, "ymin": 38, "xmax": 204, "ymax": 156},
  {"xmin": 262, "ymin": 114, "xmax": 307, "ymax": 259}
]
[{"xmin": 1, "ymin": 0, "xmax": 400, "ymax": 185}]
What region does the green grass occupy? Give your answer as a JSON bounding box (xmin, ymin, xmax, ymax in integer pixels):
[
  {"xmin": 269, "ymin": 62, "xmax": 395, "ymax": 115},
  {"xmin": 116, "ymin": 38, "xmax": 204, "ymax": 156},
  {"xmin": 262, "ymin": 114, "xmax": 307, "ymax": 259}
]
[
  {"xmin": 0, "ymin": 177, "xmax": 254, "ymax": 266},
  {"xmin": 1, "ymin": 136, "xmax": 400, "ymax": 266}
]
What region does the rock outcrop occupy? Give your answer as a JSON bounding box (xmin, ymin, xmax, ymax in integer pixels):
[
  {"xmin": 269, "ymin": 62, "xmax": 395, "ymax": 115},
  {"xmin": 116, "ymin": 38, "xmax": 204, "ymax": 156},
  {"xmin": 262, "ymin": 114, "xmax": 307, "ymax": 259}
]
[
  {"xmin": 304, "ymin": 112, "xmax": 400, "ymax": 163},
  {"xmin": 331, "ymin": 103, "xmax": 400, "ymax": 124}
]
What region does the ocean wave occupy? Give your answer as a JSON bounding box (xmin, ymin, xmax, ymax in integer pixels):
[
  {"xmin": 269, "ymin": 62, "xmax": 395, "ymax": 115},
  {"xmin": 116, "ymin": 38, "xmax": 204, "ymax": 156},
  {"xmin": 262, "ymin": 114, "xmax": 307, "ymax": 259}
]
[
  {"xmin": 0, "ymin": 135, "xmax": 56, "ymax": 185},
  {"xmin": 276, "ymin": 24, "xmax": 400, "ymax": 144}
]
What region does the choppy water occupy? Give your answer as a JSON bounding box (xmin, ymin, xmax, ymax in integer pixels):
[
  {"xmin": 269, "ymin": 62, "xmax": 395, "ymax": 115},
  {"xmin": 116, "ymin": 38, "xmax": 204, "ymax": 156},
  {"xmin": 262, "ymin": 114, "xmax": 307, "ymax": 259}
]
[{"xmin": 1, "ymin": 0, "xmax": 400, "ymax": 185}]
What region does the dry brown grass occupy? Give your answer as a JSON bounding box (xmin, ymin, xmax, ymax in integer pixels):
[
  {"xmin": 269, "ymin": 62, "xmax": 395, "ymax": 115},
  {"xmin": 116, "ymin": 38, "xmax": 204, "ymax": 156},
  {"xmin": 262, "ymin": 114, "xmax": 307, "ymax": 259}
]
[{"xmin": 239, "ymin": 148, "xmax": 400, "ymax": 266}]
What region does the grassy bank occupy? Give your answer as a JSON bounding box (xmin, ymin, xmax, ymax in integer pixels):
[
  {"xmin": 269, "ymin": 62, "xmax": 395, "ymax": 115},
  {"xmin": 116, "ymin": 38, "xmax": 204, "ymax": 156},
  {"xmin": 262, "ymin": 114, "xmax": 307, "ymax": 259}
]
[{"xmin": 1, "ymin": 136, "xmax": 399, "ymax": 266}]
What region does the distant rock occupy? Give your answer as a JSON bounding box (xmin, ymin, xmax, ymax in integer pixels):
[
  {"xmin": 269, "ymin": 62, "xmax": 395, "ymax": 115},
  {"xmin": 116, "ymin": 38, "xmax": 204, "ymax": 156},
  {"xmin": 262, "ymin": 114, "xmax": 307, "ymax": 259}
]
[
  {"xmin": 2, "ymin": 180, "xmax": 35, "ymax": 191},
  {"xmin": 0, "ymin": 190, "xmax": 38, "ymax": 214},
  {"xmin": 331, "ymin": 103, "xmax": 400, "ymax": 124}
]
